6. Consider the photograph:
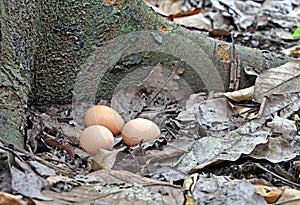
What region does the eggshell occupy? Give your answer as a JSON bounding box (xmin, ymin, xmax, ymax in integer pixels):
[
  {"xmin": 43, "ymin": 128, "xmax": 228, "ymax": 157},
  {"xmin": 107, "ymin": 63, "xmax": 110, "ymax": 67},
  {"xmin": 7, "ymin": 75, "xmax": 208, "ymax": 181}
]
[
  {"xmin": 80, "ymin": 125, "xmax": 114, "ymax": 155},
  {"xmin": 84, "ymin": 105, "xmax": 124, "ymax": 135},
  {"xmin": 122, "ymin": 118, "xmax": 160, "ymax": 147}
]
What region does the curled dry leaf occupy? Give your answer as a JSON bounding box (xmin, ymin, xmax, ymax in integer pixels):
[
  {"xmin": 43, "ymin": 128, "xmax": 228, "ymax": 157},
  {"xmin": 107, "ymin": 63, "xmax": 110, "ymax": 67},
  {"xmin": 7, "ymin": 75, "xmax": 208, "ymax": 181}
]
[
  {"xmin": 0, "ymin": 192, "xmax": 27, "ymax": 205},
  {"xmin": 216, "ymin": 86, "xmax": 255, "ymax": 102},
  {"xmin": 90, "ymin": 148, "xmax": 120, "ymax": 171},
  {"xmin": 253, "ymin": 184, "xmax": 284, "ymax": 204},
  {"xmin": 254, "ymin": 61, "xmax": 300, "ymax": 103}
]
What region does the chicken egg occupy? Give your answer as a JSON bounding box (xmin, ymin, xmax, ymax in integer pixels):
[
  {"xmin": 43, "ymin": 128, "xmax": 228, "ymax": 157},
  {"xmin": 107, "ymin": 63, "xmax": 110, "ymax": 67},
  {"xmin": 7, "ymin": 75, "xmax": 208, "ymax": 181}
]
[
  {"xmin": 122, "ymin": 118, "xmax": 160, "ymax": 147},
  {"xmin": 85, "ymin": 105, "xmax": 124, "ymax": 135},
  {"xmin": 79, "ymin": 125, "xmax": 114, "ymax": 155}
]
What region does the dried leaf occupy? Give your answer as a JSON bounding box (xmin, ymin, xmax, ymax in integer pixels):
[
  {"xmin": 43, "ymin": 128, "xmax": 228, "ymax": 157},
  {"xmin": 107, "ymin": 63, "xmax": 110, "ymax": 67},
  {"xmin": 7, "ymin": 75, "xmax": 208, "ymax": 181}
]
[
  {"xmin": 42, "ymin": 170, "xmax": 184, "ymax": 205},
  {"xmin": 277, "ymin": 188, "xmax": 300, "ymax": 205},
  {"xmin": 220, "ymin": 86, "xmax": 255, "ymax": 102},
  {"xmin": 177, "ymin": 98, "xmax": 235, "ymax": 124},
  {"xmin": 148, "ymin": 167, "xmax": 188, "ymax": 183},
  {"xmin": 28, "ymin": 161, "xmax": 56, "ymax": 177},
  {"xmin": 168, "ymin": 8, "xmax": 203, "ymax": 20},
  {"xmin": 11, "ymin": 166, "xmax": 51, "ymax": 201},
  {"xmin": 254, "ymin": 61, "xmax": 300, "ymax": 103},
  {"xmin": 249, "ymin": 137, "xmax": 297, "ymax": 163},
  {"xmin": 184, "ymin": 174, "xmax": 267, "ymax": 205},
  {"xmin": 173, "ymin": 13, "xmax": 212, "ymax": 30},
  {"xmin": 266, "ymin": 115, "xmax": 298, "ymax": 136},
  {"xmin": 112, "ymin": 63, "xmax": 191, "ymax": 122},
  {"xmin": 175, "ymin": 118, "xmax": 270, "ymax": 173},
  {"xmin": 185, "ymin": 92, "xmax": 206, "ymax": 110},
  {"xmin": 90, "ymin": 148, "xmax": 119, "ymax": 171},
  {"xmin": 112, "ymin": 135, "xmax": 194, "ymax": 175},
  {"xmin": 253, "ymin": 184, "xmax": 284, "ymax": 204},
  {"xmin": 112, "ymin": 83, "xmax": 146, "ymax": 122},
  {"xmin": 47, "ymin": 176, "xmax": 80, "ymax": 187},
  {"xmin": 0, "ymin": 192, "xmax": 27, "ymax": 205},
  {"xmin": 260, "ymin": 92, "xmax": 300, "ymax": 118},
  {"xmin": 158, "ymin": 0, "xmax": 181, "ymax": 15}
]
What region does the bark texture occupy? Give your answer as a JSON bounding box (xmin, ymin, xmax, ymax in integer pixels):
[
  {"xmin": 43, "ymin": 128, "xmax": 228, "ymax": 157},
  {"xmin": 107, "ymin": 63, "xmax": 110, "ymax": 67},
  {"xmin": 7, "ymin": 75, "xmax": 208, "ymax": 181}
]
[
  {"xmin": 0, "ymin": 0, "xmax": 36, "ymax": 146},
  {"xmin": 32, "ymin": 0, "xmax": 292, "ymax": 105}
]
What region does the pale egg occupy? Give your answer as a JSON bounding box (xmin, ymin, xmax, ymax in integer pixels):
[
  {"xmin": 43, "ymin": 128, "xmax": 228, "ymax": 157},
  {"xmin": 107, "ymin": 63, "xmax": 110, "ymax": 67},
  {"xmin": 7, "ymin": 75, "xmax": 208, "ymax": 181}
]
[
  {"xmin": 84, "ymin": 105, "xmax": 124, "ymax": 135},
  {"xmin": 79, "ymin": 125, "xmax": 114, "ymax": 155},
  {"xmin": 122, "ymin": 118, "xmax": 160, "ymax": 147}
]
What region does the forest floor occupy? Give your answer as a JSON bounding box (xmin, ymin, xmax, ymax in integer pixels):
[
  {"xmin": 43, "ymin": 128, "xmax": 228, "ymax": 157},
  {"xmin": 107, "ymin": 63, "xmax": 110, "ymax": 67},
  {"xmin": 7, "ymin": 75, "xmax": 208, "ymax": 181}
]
[{"xmin": 0, "ymin": 1, "xmax": 300, "ymax": 205}]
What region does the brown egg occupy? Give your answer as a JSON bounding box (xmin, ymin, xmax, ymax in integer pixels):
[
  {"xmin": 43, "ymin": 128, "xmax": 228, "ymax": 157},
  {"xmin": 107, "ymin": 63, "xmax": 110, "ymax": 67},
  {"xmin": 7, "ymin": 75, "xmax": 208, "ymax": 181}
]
[
  {"xmin": 122, "ymin": 118, "xmax": 160, "ymax": 147},
  {"xmin": 84, "ymin": 105, "xmax": 124, "ymax": 135},
  {"xmin": 79, "ymin": 125, "xmax": 114, "ymax": 155}
]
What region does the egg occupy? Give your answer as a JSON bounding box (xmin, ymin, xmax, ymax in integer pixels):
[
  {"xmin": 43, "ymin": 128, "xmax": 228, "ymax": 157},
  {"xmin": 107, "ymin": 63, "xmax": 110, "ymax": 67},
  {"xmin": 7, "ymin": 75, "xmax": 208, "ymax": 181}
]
[
  {"xmin": 79, "ymin": 125, "xmax": 114, "ymax": 155},
  {"xmin": 85, "ymin": 105, "xmax": 124, "ymax": 135},
  {"xmin": 122, "ymin": 118, "xmax": 160, "ymax": 147}
]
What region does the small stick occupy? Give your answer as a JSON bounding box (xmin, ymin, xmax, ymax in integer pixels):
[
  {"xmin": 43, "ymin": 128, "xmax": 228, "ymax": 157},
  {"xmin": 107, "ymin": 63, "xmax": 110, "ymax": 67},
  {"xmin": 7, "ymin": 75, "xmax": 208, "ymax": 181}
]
[{"xmin": 254, "ymin": 163, "xmax": 300, "ymax": 189}]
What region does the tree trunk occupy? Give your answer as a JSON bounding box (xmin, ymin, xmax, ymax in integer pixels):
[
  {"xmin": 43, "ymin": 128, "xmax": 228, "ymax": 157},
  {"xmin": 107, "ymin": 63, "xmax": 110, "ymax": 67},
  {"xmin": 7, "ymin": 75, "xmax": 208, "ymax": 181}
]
[
  {"xmin": 0, "ymin": 0, "xmax": 36, "ymax": 147},
  {"xmin": 0, "ymin": 0, "xmax": 293, "ymax": 145}
]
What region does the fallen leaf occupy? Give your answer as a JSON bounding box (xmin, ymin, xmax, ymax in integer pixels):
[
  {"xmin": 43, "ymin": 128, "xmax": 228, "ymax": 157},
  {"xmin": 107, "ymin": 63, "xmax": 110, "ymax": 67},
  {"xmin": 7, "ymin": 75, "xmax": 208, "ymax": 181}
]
[
  {"xmin": 11, "ymin": 166, "xmax": 51, "ymax": 201},
  {"xmin": 267, "ymin": 115, "xmax": 298, "ymax": 136},
  {"xmin": 184, "ymin": 173, "xmax": 267, "ymax": 205},
  {"xmin": 177, "ymin": 98, "xmax": 235, "ymax": 125},
  {"xmin": 0, "ymin": 192, "xmax": 27, "ymax": 205},
  {"xmin": 260, "ymin": 92, "xmax": 300, "ymax": 118},
  {"xmin": 253, "ymin": 184, "xmax": 284, "ymax": 204},
  {"xmin": 218, "ymin": 86, "xmax": 255, "ymax": 102},
  {"xmin": 249, "ymin": 137, "xmax": 297, "ymax": 163},
  {"xmin": 175, "ymin": 118, "xmax": 270, "ymax": 173},
  {"xmin": 90, "ymin": 148, "xmax": 120, "ymax": 171},
  {"xmin": 42, "ymin": 169, "xmax": 184, "ymax": 205},
  {"xmin": 276, "ymin": 188, "xmax": 300, "ymax": 205},
  {"xmin": 158, "ymin": 0, "xmax": 181, "ymax": 15},
  {"xmin": 28, "ymin": 161, "xmax": 56, "ymax": 177},
  {"xmin": 254, "ymin": 61, "xmax": 300, "ymax": 103},
  {"xmin": 185, "ymin": 92, "xmax": 206, "ymax": 110},
  {"xmin": 173, "ymin": 13, "xmax": 212, "ymax": 30}
]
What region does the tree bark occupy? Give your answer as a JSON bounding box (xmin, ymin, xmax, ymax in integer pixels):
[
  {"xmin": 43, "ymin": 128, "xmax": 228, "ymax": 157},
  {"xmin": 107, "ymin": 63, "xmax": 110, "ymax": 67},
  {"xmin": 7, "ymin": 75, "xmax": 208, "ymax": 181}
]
[
  {"xmin": 0, "ymin": 0, "xmax": 36, "ymax": 146},
  {"xmin": 0, "ymin": 0, "xmax": 293, "ymax": 145}
]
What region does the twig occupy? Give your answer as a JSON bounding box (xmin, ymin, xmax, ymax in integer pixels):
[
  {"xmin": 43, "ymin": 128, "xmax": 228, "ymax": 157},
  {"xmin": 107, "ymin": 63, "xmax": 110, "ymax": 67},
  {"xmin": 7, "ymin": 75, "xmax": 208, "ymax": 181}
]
[
  {"xmin": 147, "ymin": 61, "xmax": 183, "ymax": 105},
  {"xmin": 257, "ymin": 96, "xmax": 267, "ymax": 117},
  {"xmin": 254, "ymin": 163, "xmax": 300, "ymax": 188},
  {"xmin": 0, "ymin": 138, "xmax": 74, "ymax": 175}
]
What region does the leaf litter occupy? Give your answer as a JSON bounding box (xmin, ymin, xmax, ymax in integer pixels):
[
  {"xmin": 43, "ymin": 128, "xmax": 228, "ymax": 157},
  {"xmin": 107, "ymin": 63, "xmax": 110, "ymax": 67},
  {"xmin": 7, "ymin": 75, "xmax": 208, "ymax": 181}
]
[
  {"xmin": 1, "ymin": 2, "xmax": 300, "ymax": 205},
  {"xmin": 1, "ymin": 58, "xmax": 300, "ymax": 204}
]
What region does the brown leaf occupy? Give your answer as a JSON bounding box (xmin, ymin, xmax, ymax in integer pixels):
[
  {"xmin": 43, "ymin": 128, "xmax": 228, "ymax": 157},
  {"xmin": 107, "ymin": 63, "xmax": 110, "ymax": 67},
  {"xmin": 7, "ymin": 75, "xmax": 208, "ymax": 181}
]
[
  {"xmin": 253, "ymin": 184, "xmax": 284, "ymax": 203},
  {"xmin": 220, "ymin": 86, "xmax": 255, "ymax": 102},
  {"xmin": 0, "ymin": 192, "xmax": 27, "ymax": 205},
  {"xmin": 168, "ymin": 8, "xmax": 203, "ymax": 20}
]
